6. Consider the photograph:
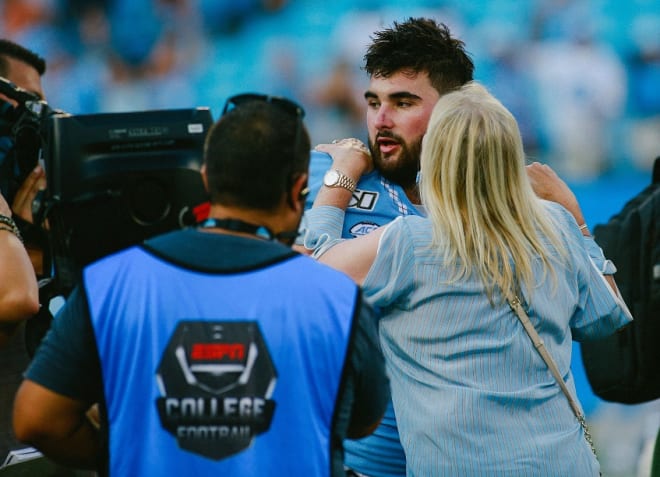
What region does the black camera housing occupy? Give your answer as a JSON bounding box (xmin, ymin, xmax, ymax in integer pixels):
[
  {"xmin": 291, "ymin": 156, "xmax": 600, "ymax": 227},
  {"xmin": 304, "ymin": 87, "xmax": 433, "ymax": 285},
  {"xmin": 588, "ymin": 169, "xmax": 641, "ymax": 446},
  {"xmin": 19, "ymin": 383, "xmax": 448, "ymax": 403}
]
[
  {"xmin": 42, "ymin": 107, "xmax": 213, "ymax": 291},
  {"xmin": 1, "ymin": 76, "xmax": 214, "ymax": 355},
  {"xmin": 0, "ymin": 76, "xmax": 58, "ymax": 205}
]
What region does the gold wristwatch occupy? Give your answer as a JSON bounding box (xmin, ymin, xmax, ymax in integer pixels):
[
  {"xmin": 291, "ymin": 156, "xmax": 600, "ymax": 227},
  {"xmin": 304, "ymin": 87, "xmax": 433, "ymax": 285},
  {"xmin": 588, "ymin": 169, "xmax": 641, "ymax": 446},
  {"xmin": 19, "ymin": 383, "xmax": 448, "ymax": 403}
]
[{"xmin": 323, "ymin": 169, "xmax": 357, "ymax": 192}]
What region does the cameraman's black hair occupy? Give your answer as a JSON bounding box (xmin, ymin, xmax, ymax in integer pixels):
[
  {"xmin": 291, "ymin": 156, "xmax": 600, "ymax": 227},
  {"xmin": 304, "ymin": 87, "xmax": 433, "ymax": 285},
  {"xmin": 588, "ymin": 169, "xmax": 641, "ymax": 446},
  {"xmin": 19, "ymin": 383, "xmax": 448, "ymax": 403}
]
[
  {"xmin": 204, "ymin": 100, "xmax": 311, "ymax": 211},
  {"xmin": 0, "ymin": 39, "xmax": 47, "ymax": 77},
  {"xmin": 364, "ymin": 17, "xmax": 474, "ymax": 95}
]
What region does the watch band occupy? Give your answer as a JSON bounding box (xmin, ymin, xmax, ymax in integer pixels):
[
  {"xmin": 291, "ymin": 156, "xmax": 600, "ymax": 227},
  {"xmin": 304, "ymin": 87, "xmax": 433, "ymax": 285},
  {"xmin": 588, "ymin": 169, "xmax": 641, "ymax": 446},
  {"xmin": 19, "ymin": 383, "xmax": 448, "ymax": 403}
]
[
  {"xmin": 335, "ymin": 172, "xmax": 356, "ymax": 192},
  {"xmin": 325, "ymin": 169, "xmax": 357, "ymax": 193}
]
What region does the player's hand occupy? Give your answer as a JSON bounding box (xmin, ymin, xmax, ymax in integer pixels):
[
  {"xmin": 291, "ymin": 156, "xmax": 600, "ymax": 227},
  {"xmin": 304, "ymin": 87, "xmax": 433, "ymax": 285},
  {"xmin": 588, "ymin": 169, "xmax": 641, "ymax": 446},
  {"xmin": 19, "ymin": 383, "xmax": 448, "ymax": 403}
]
[
  {"xmin": 526, "ymin": 162, "xmax": 585, "ymax": 226},
  {"xmin": 315, "ymin": 138, "xmax": 373, "ymax": 179}
]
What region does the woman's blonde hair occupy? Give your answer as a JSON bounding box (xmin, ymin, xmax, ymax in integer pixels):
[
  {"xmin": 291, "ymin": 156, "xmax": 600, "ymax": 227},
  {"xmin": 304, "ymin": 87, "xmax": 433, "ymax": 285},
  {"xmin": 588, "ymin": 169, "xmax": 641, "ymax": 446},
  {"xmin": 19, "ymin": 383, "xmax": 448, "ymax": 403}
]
[{"xmin": 420, "ymin": 82, "xmax": 566, "ymax": 303}]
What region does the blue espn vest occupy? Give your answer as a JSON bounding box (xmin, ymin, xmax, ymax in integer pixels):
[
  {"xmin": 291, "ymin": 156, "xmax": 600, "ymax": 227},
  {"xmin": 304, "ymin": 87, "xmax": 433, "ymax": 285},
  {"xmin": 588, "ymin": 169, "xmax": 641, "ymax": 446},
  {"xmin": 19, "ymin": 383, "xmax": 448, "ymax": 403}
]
[
  {"xmin": 85, "ymin": 244, "xmax": 359, "ymax": 476},
  {"xmin": 307, "ymin": 150, "xmax": 423, "ymax": 476}
]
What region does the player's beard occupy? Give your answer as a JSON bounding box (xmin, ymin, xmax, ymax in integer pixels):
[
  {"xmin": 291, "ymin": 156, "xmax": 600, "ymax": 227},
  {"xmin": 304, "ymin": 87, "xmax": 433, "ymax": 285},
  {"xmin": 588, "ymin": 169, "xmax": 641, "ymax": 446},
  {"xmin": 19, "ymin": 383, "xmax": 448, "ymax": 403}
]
[{"xmin": 369, "ymin": 131, "xmax": 421, "ymax": 189}]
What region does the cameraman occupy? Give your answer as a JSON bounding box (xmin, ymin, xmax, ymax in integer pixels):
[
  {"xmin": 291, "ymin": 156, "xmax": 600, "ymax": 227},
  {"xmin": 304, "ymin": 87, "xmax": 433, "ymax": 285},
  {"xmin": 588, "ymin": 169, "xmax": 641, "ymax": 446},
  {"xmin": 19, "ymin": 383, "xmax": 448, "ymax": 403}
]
[
  {"xmin": 0, "ymin": 38, "xmax": 49, "ymax": 468},
  {"xmin": 0, "ymin": 38, "xmax": 48, "ymax": 276},
  {"xmin": 0, "ymin": 190, "xmax": 38, "ymax": 345}
]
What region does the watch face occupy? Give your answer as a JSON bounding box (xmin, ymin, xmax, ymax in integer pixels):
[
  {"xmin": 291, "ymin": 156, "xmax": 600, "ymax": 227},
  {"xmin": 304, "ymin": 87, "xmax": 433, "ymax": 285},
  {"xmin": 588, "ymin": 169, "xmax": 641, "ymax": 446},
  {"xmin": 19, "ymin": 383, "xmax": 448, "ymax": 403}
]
[{"xmin": 324, "ymin": 169, "xmax": 339, "ymax": 186}]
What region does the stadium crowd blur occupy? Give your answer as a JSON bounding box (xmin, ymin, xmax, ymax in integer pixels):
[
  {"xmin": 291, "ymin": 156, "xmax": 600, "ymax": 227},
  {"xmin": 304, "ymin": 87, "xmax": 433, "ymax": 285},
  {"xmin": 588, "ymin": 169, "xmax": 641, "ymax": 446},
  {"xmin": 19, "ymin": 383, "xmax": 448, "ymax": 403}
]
[
  {"xmin": 2, "ymin": 0, "xmax": 659, "ymax": 180},
  {"xmin": 1, "ymin": 0, "xmax": 659, "ymax": 476}
]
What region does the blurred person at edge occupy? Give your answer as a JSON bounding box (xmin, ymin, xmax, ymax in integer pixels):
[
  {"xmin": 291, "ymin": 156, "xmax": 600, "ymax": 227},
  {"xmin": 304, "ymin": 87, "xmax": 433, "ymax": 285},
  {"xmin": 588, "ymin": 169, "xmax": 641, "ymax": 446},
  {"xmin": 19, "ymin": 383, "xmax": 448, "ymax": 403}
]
[
  {"xmin": 296, "ymin": 17, "xmax": 474, "ymax": 477},
  {"xmin": 0, "ymin": 189, "xmax": 38, "ymax": 348},
  {"xmin": 307, "ymin": 81, "xmax": 632, "ymax": 476},
  {"xmin": 0, "ymin": 38, "xmax": 48, "ymax": 277},
  {"xmin": 0, "ymin": 37, "xmax": 49, "ymax": 468},
  {"xmin": 12, "ymin": 95, "xmax": 389, "ymax": 476}
]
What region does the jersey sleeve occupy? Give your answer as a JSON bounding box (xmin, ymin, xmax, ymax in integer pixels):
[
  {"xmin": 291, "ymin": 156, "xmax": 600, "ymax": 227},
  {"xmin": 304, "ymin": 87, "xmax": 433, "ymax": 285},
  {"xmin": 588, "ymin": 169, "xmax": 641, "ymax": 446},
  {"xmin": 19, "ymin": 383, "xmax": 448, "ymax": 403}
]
[{"xmin": 344, "ymin": 294, "xmax": 389, "ymax": 434}]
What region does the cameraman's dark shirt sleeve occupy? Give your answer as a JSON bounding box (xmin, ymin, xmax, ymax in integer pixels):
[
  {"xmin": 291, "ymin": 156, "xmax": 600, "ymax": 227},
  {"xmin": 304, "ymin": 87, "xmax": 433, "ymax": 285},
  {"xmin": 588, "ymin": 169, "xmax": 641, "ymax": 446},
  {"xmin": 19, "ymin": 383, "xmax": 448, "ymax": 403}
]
[
  {"xmin": 25, "ymin": 286, "xmax": 103, "ymax": 405},
  {"xmin": 346, "ymin": 298, "xmax": 389, "ymax": 434}
]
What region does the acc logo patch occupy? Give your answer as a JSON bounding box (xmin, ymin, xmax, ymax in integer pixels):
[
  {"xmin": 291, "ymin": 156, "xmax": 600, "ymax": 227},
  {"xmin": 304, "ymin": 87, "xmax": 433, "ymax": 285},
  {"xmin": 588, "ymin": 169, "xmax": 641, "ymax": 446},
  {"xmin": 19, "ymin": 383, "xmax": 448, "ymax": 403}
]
[
  {"xmin": 155, "ymin": 321, "xmax": 277, "ymax": 460},
  {"xmin": 349, "ymin": 221, "xmax": 380, "ymax": 237}
]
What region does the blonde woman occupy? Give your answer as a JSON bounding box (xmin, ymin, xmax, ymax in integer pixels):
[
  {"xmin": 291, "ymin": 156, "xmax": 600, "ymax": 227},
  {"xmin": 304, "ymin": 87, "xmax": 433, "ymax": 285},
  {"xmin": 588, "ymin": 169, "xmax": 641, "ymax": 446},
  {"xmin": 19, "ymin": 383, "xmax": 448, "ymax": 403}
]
[{"xmin": 307, "ymin": 82, "xmax": 632, "ymax": 476}]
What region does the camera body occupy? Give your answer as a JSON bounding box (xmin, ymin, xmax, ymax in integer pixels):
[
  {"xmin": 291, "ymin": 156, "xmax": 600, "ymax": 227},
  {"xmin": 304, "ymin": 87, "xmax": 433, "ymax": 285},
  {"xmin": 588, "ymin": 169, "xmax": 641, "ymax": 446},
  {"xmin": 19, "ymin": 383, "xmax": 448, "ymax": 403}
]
[
  {"xmin": 0, "ymin": 76, "xmax": 62, "ymax": 205},
  {"xmin": 43, "ymin": 107, "xmax": 212, "ymax": 279},
  {"xmin": 0, "ymin": 77, "xmax": 213, "ymax": 355}
]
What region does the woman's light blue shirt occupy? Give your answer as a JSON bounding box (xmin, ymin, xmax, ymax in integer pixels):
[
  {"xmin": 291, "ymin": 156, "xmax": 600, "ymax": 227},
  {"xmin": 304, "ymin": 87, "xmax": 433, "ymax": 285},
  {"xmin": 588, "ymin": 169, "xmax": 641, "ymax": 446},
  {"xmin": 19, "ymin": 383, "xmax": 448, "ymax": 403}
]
[{"xmin": 363, "ymin": 202, "xmax": 632, "ymax": 476}]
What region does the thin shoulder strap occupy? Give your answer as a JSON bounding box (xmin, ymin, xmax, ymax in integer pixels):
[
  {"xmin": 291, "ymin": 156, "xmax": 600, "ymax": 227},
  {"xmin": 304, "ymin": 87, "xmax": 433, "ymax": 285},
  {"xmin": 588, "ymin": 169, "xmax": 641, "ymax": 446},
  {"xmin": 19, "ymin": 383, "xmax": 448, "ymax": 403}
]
[
  {"xmin": 507, "ymin": 295, "xmax": 596, "ymax": 455},
  {"xmin": 508, "ymin": 296, "xmax": 582, "ymax": 415}
]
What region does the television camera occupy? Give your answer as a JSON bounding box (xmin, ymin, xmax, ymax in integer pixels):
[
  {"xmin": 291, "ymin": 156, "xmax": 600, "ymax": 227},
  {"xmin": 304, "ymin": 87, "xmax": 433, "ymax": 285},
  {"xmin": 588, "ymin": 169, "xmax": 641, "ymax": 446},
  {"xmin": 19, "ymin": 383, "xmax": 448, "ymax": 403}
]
[
  {"xmin": 0, "ymin": 77, "xmax": 213, "ymax": 354},
  {"xmin": 0, "ymin": 76, "xmax": 61, "ymax": 209}
]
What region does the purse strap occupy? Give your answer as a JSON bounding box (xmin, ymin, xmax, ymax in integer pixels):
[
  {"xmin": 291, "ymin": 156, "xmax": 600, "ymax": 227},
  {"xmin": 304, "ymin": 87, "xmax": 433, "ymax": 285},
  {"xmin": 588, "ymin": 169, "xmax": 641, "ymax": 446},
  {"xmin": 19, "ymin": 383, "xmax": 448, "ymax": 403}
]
[{"xmin": 507, "ymin": 295, "xmax": 597, "ymax": 455}]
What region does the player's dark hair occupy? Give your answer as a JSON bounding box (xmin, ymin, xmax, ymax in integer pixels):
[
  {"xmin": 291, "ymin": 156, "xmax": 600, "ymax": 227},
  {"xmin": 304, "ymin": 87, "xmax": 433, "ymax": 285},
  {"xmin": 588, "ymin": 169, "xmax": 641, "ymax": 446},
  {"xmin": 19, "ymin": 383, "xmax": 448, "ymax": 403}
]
[{"xmin": 364, "ymin": 17, "xmax": 474, "ymax": 95}]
